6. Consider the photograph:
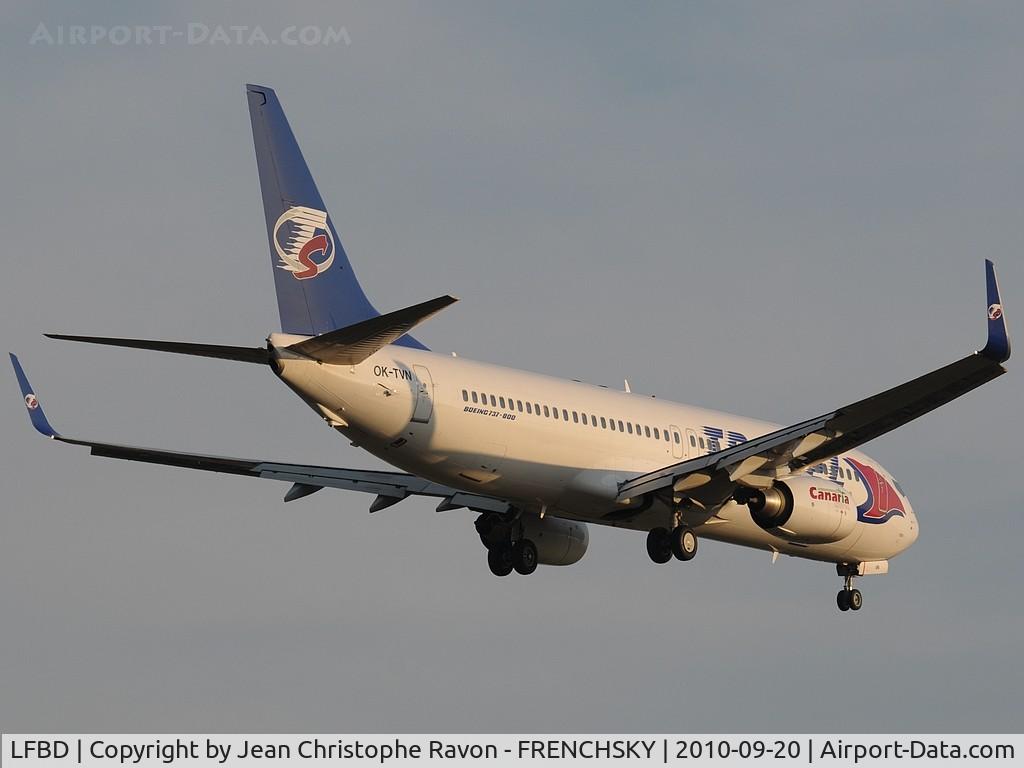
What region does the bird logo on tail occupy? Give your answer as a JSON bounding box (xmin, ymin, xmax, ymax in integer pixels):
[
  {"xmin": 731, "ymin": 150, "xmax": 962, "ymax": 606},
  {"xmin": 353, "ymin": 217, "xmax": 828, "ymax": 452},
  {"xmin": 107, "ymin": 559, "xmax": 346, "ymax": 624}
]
[{"xmin": 272, "ymin": 206, "xmax": 335, "ymax": 280}]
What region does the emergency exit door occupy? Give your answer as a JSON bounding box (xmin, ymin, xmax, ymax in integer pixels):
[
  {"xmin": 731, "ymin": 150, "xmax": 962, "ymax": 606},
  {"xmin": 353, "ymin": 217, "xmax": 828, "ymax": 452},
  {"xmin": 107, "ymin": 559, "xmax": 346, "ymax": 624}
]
[{"xmin": 669, "ymin": 425, "xmax": 684, "ymax": 459}]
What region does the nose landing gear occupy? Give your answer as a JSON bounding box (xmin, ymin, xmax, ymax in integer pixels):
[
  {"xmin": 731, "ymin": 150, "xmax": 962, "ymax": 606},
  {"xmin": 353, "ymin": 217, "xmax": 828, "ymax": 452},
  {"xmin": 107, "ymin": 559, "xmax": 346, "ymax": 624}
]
[{"xmin": 836, "ymin": 565, "xmax": 863, "ymax": 612}]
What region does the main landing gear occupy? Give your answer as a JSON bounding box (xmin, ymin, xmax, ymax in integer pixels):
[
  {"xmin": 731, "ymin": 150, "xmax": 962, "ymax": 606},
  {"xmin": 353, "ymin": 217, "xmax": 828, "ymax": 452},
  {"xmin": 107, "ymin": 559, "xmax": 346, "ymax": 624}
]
[
  {"xmin": 836, "ymin": 565, "xmax": 863, "ymax": 612},
  {"xmin": 646, "ymin": 525, "xmax": 698, "ymax": 564},
  {"xmin": 486, "ymin": 539, "xmax": 538, "ymax": 576},
  {"xmin": 477, "ymin": 512, "xmax": 538, "ymax": 577}
]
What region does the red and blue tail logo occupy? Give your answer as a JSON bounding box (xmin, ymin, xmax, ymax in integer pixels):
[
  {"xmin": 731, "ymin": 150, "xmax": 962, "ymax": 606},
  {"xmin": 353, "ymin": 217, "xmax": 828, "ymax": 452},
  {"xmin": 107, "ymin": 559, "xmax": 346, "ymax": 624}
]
[
  {"xmin": 846, "ymin": 458, "xmax": 905, "ymax": 524},
  {"xmin": 272, "ymin": 206, "xmax": 335, "ymax": 280}
]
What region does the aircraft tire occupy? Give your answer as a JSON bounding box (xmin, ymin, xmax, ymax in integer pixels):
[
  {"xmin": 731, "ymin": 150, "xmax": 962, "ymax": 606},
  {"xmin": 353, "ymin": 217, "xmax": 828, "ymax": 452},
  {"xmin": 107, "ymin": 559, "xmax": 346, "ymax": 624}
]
[
  {"xmin": 488, "ymin": 546, "xmax": 514, "ymax": 577},
  {"xmin": 671, "ymin": 526, "xmax": 698, "ymax": 561},
  {"xmin": 848, "ymin": 588, "xmax": 863, "ymax": 611},
  {"xmin": 646, "ymin": 528, "xmax": 673, "ymax": 564},
  {"xmin": 836, "ymin": 590, "xmax": 851, "ymax": 611},
  {"xmin": 513, "ymin": 539, "xmax": 538, "ymax": 575}
]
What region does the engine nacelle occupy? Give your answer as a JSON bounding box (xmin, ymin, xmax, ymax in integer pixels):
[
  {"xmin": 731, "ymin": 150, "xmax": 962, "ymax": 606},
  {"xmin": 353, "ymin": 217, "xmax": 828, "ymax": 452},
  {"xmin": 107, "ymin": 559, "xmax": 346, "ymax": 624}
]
[
  {"xmin": 521, "ymin": 516, "xmax": 589, "ymax": 566},
  {"xmin": 745, "ymin": 476, "xmax": 856, "ymax": 544}
]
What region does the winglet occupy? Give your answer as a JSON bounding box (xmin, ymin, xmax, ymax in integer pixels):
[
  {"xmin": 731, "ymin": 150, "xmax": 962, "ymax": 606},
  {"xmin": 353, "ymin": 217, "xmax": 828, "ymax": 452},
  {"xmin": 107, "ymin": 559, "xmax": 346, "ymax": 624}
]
[
  {"xmin": 9, "ymin": 354, "xmax": 60, "ymax": 438},
  {"xmin": 980, "ymin": 259, "xmax": 1011, "ymax": 363}
]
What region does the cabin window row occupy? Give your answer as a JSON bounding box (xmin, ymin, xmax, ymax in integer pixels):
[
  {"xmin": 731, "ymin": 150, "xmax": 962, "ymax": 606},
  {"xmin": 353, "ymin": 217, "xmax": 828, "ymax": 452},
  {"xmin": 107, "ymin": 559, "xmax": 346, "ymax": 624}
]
[
  {"xmin": 461, "ymin": 390, "xmax": 860, "ymax": 474},
  {"xmin": 462, "ymin": 389, "xmax": 681, "ymax": 444}
]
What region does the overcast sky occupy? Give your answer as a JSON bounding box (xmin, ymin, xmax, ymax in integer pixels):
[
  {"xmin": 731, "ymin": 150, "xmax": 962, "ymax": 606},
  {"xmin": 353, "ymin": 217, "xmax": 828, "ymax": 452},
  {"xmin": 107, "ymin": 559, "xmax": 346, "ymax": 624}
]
[{"xmin": 1, "ymin": 1, "xmax": 1021, "ymax": 732}]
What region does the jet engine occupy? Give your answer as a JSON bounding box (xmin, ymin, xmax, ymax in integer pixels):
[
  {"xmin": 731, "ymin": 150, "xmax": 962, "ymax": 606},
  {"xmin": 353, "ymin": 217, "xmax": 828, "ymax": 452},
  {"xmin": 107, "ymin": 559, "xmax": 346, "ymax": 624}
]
[
  {"xmin": 521, "ymin": 516, "xmax": 589, "ymax": 565},
  {"xmin": 743, "ymin": 476, "xmax": 856, "ymax": 544}
]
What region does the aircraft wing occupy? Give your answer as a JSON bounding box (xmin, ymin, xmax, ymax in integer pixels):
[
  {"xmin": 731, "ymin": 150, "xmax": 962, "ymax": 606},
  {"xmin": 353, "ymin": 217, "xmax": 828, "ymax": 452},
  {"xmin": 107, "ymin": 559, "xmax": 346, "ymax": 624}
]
[
  {"xmin": 8, "ymin": 353, "xmax": 510, "ymax": 516},
  {"xmin": 617, "ymin": 260, "xmax": 1011, "ymax": 503}
]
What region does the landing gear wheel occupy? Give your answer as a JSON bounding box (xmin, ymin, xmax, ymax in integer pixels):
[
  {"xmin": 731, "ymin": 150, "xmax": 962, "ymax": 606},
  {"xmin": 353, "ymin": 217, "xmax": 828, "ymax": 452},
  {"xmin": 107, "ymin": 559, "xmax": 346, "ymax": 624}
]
[
  {"xmin": 836, "ymin": 565, "xmax": 863, "ymax": 613},
  {"xmin": 671, "ymin": 526, "xmax": 698, "ymax": 561},
  {"xmin": 836, "ymin": 589, "xmax": 851, "ymax": 611},
  {"xmin": 848, "ymin": 588, "xmax": 863, "ymax": 611},
  {"xmin": 512, "ymin": 539, "xmax": 538, "ymax": 575},
  {"xmin": 646, "ymin": 528, "xmax": 673, "ymax": 564},
  {"xmin": 487, "ymin": 546, "xmax": 514, "ymax": 577}
]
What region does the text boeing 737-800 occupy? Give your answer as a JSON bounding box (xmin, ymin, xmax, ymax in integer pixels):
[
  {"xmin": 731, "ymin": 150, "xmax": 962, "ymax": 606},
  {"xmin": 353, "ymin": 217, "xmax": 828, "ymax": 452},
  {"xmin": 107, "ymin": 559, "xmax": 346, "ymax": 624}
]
[{"xmin": 11, "ymin": 85, "xmax": 1011, "ymax": 612}]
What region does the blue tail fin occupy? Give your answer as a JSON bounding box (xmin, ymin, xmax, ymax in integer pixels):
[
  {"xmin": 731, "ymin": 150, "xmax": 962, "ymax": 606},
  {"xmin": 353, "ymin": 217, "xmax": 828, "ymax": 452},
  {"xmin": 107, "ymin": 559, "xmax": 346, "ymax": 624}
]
[{"xmin": 246, "ymin": 85, "xmax": 426, "ymax": 348}]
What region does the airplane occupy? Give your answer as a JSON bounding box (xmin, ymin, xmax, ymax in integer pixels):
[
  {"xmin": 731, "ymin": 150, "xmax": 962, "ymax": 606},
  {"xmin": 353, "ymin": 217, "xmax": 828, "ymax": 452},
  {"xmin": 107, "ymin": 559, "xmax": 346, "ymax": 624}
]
[{"xmin": 10, "ymin": 85, "xmax": 1011, "ymax": 613}]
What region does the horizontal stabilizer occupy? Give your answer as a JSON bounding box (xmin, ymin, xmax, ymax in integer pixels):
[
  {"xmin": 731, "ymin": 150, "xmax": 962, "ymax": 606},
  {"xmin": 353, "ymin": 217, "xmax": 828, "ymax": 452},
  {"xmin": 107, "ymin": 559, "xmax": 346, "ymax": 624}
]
[
  {"xmin": 286, "ymin": 295, "xmax": 457, "ymax": 365},
  {"xmin": 45, "ymin": 334, "xmax": 269, "ymax": 364}
]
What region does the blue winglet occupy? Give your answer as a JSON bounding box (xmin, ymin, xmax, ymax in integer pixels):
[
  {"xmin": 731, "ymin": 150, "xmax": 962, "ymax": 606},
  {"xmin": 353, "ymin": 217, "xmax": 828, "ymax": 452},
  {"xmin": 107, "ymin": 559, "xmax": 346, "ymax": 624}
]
[
  {"xmin": 9, "ymin": 353, "xmax": 59, "ymax": 438},
  {"xmin": 981, "ymin": 260, "xmax": 1011, "ymax": 363}
]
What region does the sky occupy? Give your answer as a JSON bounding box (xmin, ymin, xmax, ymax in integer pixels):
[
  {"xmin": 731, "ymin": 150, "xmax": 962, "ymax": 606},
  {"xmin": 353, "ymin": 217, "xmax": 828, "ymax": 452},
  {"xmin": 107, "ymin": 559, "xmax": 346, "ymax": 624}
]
[{"xmin": 1, "ymin": 1, "xmax": 1022, "ymax": 732}]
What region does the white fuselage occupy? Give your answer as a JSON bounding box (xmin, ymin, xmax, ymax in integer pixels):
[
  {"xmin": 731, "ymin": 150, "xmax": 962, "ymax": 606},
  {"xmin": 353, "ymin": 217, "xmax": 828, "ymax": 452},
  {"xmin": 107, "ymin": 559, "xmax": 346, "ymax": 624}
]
[{"xmin": 270, "ymin": 336, "xmax": 919, "ymax": 565}]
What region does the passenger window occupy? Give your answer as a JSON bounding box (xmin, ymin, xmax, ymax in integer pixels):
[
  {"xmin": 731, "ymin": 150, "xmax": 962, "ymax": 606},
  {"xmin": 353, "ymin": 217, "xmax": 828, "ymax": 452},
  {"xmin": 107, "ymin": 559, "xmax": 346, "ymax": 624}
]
[
  {"xmin": 562, "ymin": 409, "xmax": 569, "ymax": 421},
  {"xmin": 615, "ymin": 420, "xmax": 622, "ymax": 431},
  {"xmin": 674, "ymin": 432, "xmax": 681, "ymax": 444},
  {"xmin": 699, "ymin": 437, "xmax": 705, "ymax": 449},
  {"xmin": 689, "ymin": 435, "xmax": 696, "ymax": 447},
  {"xmin": 601, "ymin": 417, "xmax": 607, "ymax": 429},
  {"xmin": 553, "ymin": 407, "xmax": 559, "ymax": 420},
  {"xmin": 535, "ymin": 403, "xmax": 541, "ymax": 415},
  {"xmin": 627, "ymin": 422, "xmax": 633, "ymax": 434},
  {"xmin": 543, "ymin": 406, "xmax": 550, "ymax": 417},
  {"xmin": 610, "ymin": 419, "xmax": 617, "ymax": 431},
  {"xmin": 490, "ymin": 395, "xmax": 497, "ymax": 407},
  {"xmin": 472, "ymin": 392, "xmax": 479, "ymax": 404},
  {"xmin": 462, "ymin": 389, "xmax": 468, "ymax": 402},
  {"xmin": 665, "ymin": 431, "xmax": 670, "ymax": 442},
  {"xmin": 644, "ymin": 426, "xmax": 651, "ymax": 438},
  {"xmin": 526, "ymin": 402, "xmax": 533, "ymax": 414},
  {"xmin": 517, "ymin": 400, "xmax": 523, "ymax": 412},
  {"xmin": 591, "ymin": 415, "xmax": 598, "ymax": 427},
  {"xmin": 653, "ymin": 428, "xmax": 660, "ymax": 440},
  {"xmin": 499, "ymin": 397, "xmax": 506, "ymax": 409},
  {"xmin": 635, "ymin": 423, "xmax": 642, "ymax": 436},
  {"xmin": 572, "ymin": 411, "xmax": 579, "ymax": 423}
]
